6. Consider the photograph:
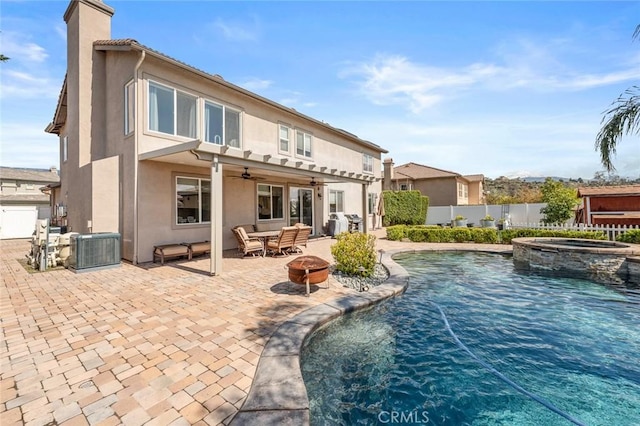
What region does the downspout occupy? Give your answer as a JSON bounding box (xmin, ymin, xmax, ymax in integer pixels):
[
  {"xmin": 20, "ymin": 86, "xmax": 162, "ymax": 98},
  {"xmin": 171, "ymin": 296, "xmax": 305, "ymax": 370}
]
[{"xmin": 133, "ymin": 50, "xmax": 145, "ymax": 264}]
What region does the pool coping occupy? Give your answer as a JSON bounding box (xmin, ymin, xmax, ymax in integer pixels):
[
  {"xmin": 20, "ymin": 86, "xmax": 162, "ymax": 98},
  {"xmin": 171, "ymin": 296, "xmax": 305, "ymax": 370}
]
[{"xmin": 229, "ymin": 247, "xmax": 512, "ymax": 425}]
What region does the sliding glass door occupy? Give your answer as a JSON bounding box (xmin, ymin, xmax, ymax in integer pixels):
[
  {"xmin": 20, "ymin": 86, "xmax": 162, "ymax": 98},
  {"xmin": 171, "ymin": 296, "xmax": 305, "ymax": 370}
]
[{"xmin": 289, "ymin": 187, "xmax": 314, "ymax": 234}]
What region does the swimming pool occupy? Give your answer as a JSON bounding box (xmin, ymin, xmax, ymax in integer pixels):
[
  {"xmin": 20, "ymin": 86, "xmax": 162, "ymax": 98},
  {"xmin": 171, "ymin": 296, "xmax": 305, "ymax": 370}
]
[{"xmin": 301, "ymin": 252, "xmax": 640, "ymax": 425}]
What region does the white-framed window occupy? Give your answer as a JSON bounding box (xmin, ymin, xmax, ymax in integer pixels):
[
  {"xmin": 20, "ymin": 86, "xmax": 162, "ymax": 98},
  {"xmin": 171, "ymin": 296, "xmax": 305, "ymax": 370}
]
[
  {"xmin": 295, "ymin": 130, "xmax": 312, "ymax": 158},
  {"xmin": 458, "ymin": 183, "xmax": 464, "ymax": 198},
  {"xmin": 257, "ymin": 184, "xmax": 284, "ymax": 220},
  {"xmin": 368, "ymin": 193, "xmax": 376, "ymax": 214},
  {"xmin": 400, "ymin": 184, "xmax": 408, "ymax": 191},
  {"xmin": 204, "ymin": 100, "xmax": 241, "ymax": 148},
  {"xmin": 329, "ymin": 190, "xmax": 344, "ymax": 213},
  {"xmin": 148, "ymin": 81, "xmax": 197, "ymax": 138},
  {"xmin": 124, "ymin": 80, "xmax": 135, "ymax": 135},
  {"xmin": 363, "ymin": 154, "xmax": 374, "ymax": 174},
  {"xmin": 464, "ymin": 185, "xmax": 468, "ymax": 198},
  {"xmin": 279, "ymin": 124, "xmax": 290, "ymax": 154},
  {"xmin": 62, "ymin": 136, "xmax": 68, "ymax": 163},
  {"xmin": 176, "ymin": 176, "xmax": 210, "ymax": 225}
]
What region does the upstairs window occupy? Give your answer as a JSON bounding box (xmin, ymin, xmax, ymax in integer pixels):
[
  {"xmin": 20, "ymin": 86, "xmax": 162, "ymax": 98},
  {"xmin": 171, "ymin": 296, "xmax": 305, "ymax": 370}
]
[
  {"xmin": 279, "ymin": 124, "xmax": 290, "ymax": 154},
  {"xmin": 149, "ymin": 81, "xmax": 197, "ymax": 138},
  {"xmin": 296, "ymin": 130, "xmax": 312, "ymax": 158},
  {"xmin": 62, "ymin": 136, "xmax": 68, "ymax": 163},
  {"xmin": 124, "ymin": 80, "xmax": 135, "ymax": 135},
  {"xmin": 363, "ymin": 154, "xmax": 374, "ymax": 173},
  {"xmin": 204, "ymin": 101, "xmax": 241, "ymax": 148}
]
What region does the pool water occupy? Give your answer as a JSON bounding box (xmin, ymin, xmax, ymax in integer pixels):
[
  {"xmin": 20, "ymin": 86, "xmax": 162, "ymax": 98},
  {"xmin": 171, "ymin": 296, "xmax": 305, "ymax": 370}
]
[{"xmin": 301, "ymin": 252, "xmax": 640, "ymax": 425}]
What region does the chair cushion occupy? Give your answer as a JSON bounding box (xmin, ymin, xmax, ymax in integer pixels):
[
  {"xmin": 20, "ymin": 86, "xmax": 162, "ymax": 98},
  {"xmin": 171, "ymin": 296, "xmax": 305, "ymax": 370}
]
[{"xmin": 238, "ymin": 227, "xmax": 250, "ymax": 240}]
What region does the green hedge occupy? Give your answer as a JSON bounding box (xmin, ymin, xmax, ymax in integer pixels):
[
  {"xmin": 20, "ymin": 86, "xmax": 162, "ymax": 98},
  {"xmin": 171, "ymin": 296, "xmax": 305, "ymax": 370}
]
[
  {"xmin": 386, "ymin": 225, "xmax": 606, "ymax": 245},
  {"xmin": 499, "ymin": 229, "xmax": 606, "ymax": 244},
  {"xmin": 617, "ymin": 229, "xmax": 640, "ymax": 244},
  {"xmin": 387, "ymin": 225, "xmax": 498, "ymax": 244},
  {"xmin": 382, "ymin": 191, "xmax": 429, "ymax": 226}
]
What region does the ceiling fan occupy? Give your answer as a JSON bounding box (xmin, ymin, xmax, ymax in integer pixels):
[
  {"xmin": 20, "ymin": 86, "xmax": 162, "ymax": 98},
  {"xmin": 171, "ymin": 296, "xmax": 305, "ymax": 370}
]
[
  {"xmin": 309, "ymin": 177, "xmax": 328, "ymax": 187},
  {"xmin": 230, "ymin": 167, "xmax": 264, "ymax": 181}
]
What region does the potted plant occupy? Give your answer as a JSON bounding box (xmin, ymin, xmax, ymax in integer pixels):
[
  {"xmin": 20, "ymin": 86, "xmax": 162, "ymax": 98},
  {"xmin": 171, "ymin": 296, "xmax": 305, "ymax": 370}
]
[
  {"xmin": 453, "ymin": 215, "xmax": 468, "ymax": 227},
  {"xmin": 497, "ymin": 218, "xmax": 506, "ymax": 230},
  {"xmin": 480, "ymin": 215, "xmax": 495, "ymax": 228}
]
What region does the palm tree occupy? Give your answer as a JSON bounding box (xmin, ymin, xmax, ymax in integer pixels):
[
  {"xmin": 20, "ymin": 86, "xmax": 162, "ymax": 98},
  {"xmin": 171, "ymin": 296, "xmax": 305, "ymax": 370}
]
[{"xmin": 595, "ymin": 25, "xmax": 639, "ymax": 172}]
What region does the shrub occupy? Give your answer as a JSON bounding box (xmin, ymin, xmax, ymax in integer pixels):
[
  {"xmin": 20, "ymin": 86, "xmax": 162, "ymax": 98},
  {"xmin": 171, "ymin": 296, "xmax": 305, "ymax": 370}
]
[
  {"xmin": 471, "ymin": 228, "xmax": 499, "ymax": 244},
  {"xmin": 500, "ymin": 229, "xmax": 606, "ymax": 244},
  {"xmin": 389, "ymin": 226, "xmax": 498, "ymax": 244},
  {"xmin": 331, "ymin": 232, "xmax": 377, "ymax": 277},
  {"xmin": 617, "ymin": 229, "xmax": 640, "ymax": 244},
  {"xmin": 386, "ymin": 225, "xmax": 409, "ymax": 241}
]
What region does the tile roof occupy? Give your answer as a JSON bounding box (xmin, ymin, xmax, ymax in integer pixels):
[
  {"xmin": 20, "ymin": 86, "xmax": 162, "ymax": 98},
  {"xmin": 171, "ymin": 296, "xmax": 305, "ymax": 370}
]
[
  {"xmin": 0, "ymin": 167, "xmax": 60, "ymax": 183},
  {"xmin": 577, "ymin": 185, "xmax": 640, "ymax": 197},
  {"xmin": 463, "ymin": 174, "xmax": 485, "ymax": 182},
  {"xmin": 393, "ymin": 163, "xmax": 460, "ymax": 180}
]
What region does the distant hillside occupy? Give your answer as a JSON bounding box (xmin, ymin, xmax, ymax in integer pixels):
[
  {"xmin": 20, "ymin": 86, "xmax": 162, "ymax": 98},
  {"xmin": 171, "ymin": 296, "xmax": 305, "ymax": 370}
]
[{"xmin": 484, "ymin": 175, "xmax": 640, "ymax": 204}]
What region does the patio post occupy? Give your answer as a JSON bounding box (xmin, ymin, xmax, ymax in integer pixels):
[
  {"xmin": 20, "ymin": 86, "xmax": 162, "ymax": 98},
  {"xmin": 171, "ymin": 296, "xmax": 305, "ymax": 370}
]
[
  {"xmin": 362, "ymin": 183, "xmax": 368, "ymax": 235},
  {"xmin": 210, "ymin": 155, "xmax": 223, "ymax": 275}
]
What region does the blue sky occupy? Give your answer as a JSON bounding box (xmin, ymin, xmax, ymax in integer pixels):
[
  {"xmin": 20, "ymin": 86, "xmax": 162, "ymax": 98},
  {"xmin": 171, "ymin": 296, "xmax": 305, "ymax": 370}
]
[{"xmin": 1, "ymin": 0, "xmax": 639, "ymax": 179}]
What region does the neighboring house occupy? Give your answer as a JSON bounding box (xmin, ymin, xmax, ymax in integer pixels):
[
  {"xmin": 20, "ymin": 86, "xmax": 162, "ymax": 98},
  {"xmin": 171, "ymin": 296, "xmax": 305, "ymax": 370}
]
[
  {"xmin": 576, "ymin": 185, "xmax": 640, "ymax": 227},
  {"xmin": 0, "ymin": 167, "xmax": 60, "ymax": 239},
  {"xmin": 45, "ymin": 0, "xmax": 387, "ymax": 275},
  {"xmin": 382, "ymin": 159, "xmax": 484, "ymax": 206}
]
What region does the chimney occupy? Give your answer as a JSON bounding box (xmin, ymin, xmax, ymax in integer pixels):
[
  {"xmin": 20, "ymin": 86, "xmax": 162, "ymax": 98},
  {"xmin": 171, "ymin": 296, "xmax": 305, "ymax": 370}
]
[
  {"xmin": 64, "ymin": 0, "xmax": 114, "ymax": 167},
  {"xmin": 383, "ymin": 158, "xmax": 394, "ymax": 191}
]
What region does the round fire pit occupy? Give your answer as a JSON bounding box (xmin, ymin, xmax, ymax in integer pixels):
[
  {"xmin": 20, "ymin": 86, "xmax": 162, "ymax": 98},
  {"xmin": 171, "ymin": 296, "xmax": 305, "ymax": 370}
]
[{"xmin": 286, "ymin": 255, "xmax": 330, "ymax": 296}]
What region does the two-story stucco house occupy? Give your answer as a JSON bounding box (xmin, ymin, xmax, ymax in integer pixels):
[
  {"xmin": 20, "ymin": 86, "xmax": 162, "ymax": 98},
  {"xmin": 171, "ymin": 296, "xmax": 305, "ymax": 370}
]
[
  {"xmin": 0, "ymin": 167, "xmax": 60, "ymax": 239},
  {"xmin": 46, "ymin": 0, "xmax": 387, "ymax": 274},
  {"xmin": 382, "ymin": 160, "xmax": 484, "ymax": 206}
]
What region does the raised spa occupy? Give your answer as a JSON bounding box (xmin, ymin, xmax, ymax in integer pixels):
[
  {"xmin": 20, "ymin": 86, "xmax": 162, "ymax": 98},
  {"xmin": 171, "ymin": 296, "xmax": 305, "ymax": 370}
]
[{"xmin": 512, "ymin": 237, "xmax": 640, "ymax": 284}]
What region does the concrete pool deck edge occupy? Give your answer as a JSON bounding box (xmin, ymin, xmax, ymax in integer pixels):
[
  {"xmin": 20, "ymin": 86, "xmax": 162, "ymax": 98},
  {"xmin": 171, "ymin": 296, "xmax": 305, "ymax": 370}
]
[{"xmin": 229, "ymin": 246, "xmax": 512, "ymax": 425}]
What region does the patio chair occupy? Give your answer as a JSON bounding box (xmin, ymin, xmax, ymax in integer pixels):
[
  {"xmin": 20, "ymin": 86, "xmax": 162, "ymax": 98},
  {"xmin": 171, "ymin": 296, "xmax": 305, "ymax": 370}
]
[
  {"xmin": 291, "ymin": 225, "xmax": 312, "ymax": 253},
  {"xmin": 232, "ymin": 226, "xmax": 264, "ymax": 257},
  {"xmin": 266, "ymin": 226, "xmax": 298, "ymax": 257},
  {"xmin": 236, "ymin": 224, "xmax": 257, "ymax": 234}
]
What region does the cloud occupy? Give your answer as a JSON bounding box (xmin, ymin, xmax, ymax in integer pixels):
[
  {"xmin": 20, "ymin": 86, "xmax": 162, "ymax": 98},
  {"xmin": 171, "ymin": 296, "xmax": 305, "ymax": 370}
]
[
  {"xmin": 342, "ymin": 36, "xmax": 639, "ymax": 113},
  {"xmin": 2, "ymin": 31, "xmax": 48, "ymax": 63},
  {"xmin": 342, "ymin": 54, "xmax": 505, "ymax": 113},
  {"xmin": 212, "ymin": 17, "xmax": 260, "ymax": 42},
  {"xmin": 0, "ymin": 70, "xmax": 59, "ymax": 99},
  {"xmin": 239, "ymin": 78, "xmax": 273, "ymax": 91}
]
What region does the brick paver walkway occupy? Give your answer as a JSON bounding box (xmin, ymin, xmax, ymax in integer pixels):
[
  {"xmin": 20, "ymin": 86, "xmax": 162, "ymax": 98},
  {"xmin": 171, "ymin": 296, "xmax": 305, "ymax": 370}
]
[{"xmin": 1, "ymin": 230, "xmax": 510, "ymax": 425}]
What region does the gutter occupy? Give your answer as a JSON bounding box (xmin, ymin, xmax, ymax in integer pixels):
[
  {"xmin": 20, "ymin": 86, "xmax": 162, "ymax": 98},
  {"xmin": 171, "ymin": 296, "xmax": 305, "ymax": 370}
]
[{"xmin": 133, "ymin": 50, "xmax": 145, "ymax": 264}]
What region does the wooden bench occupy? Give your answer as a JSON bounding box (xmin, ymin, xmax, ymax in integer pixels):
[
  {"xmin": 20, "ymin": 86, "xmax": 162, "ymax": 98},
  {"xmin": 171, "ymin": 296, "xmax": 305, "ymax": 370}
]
[
  {"xmin": 184, "ymin": 241, "xmax": 210, "ymax": 258},
  {"xmin": 153, "ymin": 244, "xmax": 191, "ymax": 265}
]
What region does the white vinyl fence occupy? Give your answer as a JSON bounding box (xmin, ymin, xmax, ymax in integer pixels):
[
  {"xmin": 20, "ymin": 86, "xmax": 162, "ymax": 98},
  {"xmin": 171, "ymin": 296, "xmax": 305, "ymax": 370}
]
[
  {"xmin": 426, "ymin": 204, "xmax": 638, "ymax": 241},
  {"xmin": 509, "ymin": 222, "xmax": 639, "ymax": 242},
  {"xmin": 427, "ymin": 204, "xmax": 546, "ymax": 227}
]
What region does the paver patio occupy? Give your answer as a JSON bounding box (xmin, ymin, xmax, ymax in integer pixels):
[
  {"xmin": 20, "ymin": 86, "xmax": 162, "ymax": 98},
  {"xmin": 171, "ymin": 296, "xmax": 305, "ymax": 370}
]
[{"xmin": 1, "ymin": 229, "xmax": 510, "ymax": 425}]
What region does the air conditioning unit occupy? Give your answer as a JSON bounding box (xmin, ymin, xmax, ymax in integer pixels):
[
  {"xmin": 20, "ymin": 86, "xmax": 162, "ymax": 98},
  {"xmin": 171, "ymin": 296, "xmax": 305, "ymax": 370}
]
[{"xmin": 69, "ymin": 233, "xmax": 121, "ymax": 271}]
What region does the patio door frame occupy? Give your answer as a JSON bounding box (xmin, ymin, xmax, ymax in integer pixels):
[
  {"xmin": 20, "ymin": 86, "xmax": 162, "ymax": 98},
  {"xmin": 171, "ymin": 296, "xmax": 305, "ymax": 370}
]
[{"xmin": 289, "ymin": 186, "xmax": 314, "ymax": 235}]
